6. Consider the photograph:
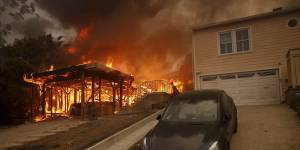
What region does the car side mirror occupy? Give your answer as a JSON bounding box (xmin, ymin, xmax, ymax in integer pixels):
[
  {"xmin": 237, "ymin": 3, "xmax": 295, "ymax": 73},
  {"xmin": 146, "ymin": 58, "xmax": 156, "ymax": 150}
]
[{"xmin": 156, "ymin": 114, "xmax": 162, "ymax": 120}]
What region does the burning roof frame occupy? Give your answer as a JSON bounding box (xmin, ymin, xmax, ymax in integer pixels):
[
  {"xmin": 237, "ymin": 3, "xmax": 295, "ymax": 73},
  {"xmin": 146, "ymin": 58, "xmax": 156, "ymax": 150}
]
[{"xmin": 25, "ymin": 62, "xmax": 134, "ymax": 120}]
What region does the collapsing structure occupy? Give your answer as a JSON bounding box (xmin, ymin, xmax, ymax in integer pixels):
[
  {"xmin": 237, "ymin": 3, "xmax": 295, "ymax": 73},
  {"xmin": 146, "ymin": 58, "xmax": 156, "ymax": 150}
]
[{"xmin": 24, "ymin": 62, "xmax": 134, "ymax": 120}]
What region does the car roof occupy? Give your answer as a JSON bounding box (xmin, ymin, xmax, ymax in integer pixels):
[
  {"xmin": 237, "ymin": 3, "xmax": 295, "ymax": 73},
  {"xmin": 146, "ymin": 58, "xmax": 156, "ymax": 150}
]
[{"xmin": 173, "ymin": 89, "xmax": 225, "ymax": 101}]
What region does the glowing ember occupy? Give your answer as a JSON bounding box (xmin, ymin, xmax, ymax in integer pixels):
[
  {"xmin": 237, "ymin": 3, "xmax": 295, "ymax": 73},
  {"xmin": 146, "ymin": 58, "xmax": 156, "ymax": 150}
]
[{"xmin": 34, "ymin": 115, "xmax": 46, "ymax": 122}]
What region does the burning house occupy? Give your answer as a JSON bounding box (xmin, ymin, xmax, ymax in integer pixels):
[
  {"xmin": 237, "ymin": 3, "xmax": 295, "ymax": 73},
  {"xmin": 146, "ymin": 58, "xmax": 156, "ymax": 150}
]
[{"xmin": 24, "ymin": 62, "xmax": 134, "ymax": 120}]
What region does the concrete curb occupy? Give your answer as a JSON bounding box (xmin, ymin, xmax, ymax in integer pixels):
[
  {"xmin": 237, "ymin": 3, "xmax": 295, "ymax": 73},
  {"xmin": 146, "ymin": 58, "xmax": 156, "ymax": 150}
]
[{"xmin": 86, "ymin": 110, "xmax": 163, "ymax": 150}]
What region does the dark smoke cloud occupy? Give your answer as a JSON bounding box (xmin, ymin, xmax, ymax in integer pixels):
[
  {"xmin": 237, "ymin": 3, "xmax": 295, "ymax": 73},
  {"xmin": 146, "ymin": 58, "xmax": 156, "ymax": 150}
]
[
  {"xmin": 35, "ymin": 0, "xmax": 187, "ymax": 80},
  {"xmin": 33, "ymin": 0, "xmax": 300, "ymax": 80},
  {"xmin": 35, "ymin": 0, "xmax": 167, "ymax": 28},
  {"xmin": 12, "ymin": 17, "xmax": 54, "ymax": 38}
]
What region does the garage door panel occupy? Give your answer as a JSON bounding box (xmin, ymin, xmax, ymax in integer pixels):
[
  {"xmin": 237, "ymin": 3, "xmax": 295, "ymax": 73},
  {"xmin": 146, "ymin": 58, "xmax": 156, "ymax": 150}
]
[
  {"xmin": 201, "ymin": 81, "xmax": 217, "ymax": 89},
  {"xmin": 200, "ymin": 69, "xmax": 280, "ymax": 105}
]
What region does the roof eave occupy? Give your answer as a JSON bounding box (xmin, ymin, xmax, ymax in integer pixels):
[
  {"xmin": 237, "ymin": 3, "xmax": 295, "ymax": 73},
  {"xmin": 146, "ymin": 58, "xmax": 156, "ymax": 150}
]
[{"xmin": 193, "ymin": 6, "xmax": 300, "ymax": 32}]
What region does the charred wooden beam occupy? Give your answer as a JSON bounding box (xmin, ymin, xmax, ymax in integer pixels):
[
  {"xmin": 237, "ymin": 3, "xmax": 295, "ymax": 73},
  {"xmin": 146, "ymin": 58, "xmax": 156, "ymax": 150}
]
[
  {"xmin": 32, "ymin": 63, "xmax": 134, "ymax": 85},
  {"xmin": 60, "ymin": 89, "xmax": 63, "ymax": 109},
  {"xmin": 42, "ymin": 84, "xmax": 46, "ymax": 117},
  {"xmin": 92, "ymin": 77, "xmax": 95, "ymax": 103},
  {"xmin": 98, "ymin": 78, "xmax": 102, "ymax": 116},
  {"xmin": 50, "ymin": 87, "xmax": 53, "ymax": 117},
  {"xmin": 119, "ymin": 79, "xmax": 124, "ymax": 109},
  {"xmin": 45, "ymin": 74, "xmax": 81, "ymax": 84},
  {"xmin": 111, "ymin": 82, "xmax": 117, "ymax": 113},
  {"xmin": 74, "ymin": 89, "xmax": 77, "ymax": 103},
  {"xmin": 64, "ymin": 89, "xmax": 67, "ymax": 112},
  {"xmin": 81, "ymin": 72, "xmax": 85, "ymax": 119}
]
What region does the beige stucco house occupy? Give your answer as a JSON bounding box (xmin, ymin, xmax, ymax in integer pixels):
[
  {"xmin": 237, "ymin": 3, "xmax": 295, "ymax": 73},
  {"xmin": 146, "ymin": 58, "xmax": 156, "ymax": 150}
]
[{"xmin": 192, "ymin": 7, "xmax": 300, "ymax": 105}]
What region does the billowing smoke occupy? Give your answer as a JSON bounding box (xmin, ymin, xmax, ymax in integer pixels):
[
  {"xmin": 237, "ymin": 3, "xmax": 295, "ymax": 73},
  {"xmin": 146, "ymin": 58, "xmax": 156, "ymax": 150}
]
[
  {"xmin": 12, "ymin": 17, "xmax": 54, "ymax": 38},
  {"xmin": 20, "ymin": 0, "xmax": 300, "ymax": 80}
]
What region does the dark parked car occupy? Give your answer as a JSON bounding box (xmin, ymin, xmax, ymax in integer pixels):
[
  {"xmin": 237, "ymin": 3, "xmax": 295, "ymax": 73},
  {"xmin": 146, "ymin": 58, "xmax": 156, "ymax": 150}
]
[{"xmin": 140, "ymin": 90, "xmax": 237, "ymax": 150}]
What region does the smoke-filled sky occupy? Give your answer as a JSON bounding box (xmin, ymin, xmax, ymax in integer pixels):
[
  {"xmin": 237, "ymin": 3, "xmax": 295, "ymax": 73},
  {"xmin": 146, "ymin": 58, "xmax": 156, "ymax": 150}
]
[{"xmin": 4, "ymin": 0, "xmax": 300, "ymax": 80}]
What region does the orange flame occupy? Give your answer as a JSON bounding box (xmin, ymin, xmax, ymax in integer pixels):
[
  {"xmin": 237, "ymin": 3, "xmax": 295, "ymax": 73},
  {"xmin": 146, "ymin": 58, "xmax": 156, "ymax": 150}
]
[
  {"xmin": 67, "ymin": 47, "xmax": 77, "ymax": 54},
  {"xmin": 81, "ymin": 60, "xmax": 92, "ymax": 65},
  {"xmin": 170, "ymin": 79, "xmax": 184, "ymax": 92},
  {"xmin": 48, "ymin": 65, "xmax": 54, "ymax": 71},
  {"xmin": 106, "ymin": 56, "xmax": 113, "ymax": 68},
  {"xmin": 78, "ymin": 27, "xmax": 90, "ymax": 41}
]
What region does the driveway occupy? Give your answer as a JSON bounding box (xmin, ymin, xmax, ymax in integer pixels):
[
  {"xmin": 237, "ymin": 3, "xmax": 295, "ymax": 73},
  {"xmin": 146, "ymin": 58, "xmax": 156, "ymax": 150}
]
[
  {"xmin": 0, "ymin": 119, "xmax": 86, "ymax": 149},
  {"xmin": 231, "ymin": 104, "xmax": 300, "ymax": 150}
]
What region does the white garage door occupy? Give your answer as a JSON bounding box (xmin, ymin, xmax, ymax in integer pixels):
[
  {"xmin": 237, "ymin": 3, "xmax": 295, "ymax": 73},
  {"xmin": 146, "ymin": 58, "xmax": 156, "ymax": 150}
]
[{"xmin": 200, "ymin": 69, "xmax": 280, "ymax": 105}]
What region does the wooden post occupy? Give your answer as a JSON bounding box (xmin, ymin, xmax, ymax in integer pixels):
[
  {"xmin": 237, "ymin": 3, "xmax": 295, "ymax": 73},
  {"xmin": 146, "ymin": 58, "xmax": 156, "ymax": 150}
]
[
  {"xmin": 31, "ymin": 85, "xmax": 34, "ymax": 120},
  {"xmin": 81, "ymin": 72, "xmax": 85, "ymax": 119},
  {"xmin": 41, "ymin": 84, "xmax": 46, "ymax": 117},
  {"xmin": 98, "ymin": 78, "xmax": 102, "ymax": 116},
  {"xmin": 64, "ymin": 89, "xmax": 67, "ymax": 112},
  {"xmin": 92, "ymin": 77, "xmax": 95, "ymax": 103},
  {"xmin": 119, "ymin": 79, "xmax": 123, "ymax": 109},
  {"xmin": 112, "ymin": 82, "xmax": 116, "ymax": 113},
  {"xmin": 74, "ymin": 89, "xmax": 77, "ymax": 103},
  {"xmin": 127, "ymin": 83, "xmax": 129, "ymax": 106},
  {"xmin": 91, "ymin": 77, "xmax": 96, "ymax": 119},
  {"xmin": 50, "ymin": 87, "xmax": 53, "ymax": 117},
  {"xmin": 67, "ymin": 88, "xmax": 70, "ymax": 112},
  {"xmin": 54, "ymin": 88, "xmax": 57, "ymax": 113}
]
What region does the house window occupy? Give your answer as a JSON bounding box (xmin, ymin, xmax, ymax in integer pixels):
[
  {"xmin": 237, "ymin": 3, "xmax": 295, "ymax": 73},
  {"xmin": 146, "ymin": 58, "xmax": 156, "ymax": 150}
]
[
  {"xmin": 219, "ymin": 32, "xmax": 233, "ymax": 54},
  {"xmin": 218, "ymin": 27, "xmax": 251, "ymax": 55},
  {"xmin": 236, "ymin": 29, "xmax": 250, "ymax": 52},
  {"xmin": 219, "ymin": 74, "xmax": 236, "ymax": 80},
  {"xmin": 202, "ymin": 75, "xmax": 217, "ymax": 81}
]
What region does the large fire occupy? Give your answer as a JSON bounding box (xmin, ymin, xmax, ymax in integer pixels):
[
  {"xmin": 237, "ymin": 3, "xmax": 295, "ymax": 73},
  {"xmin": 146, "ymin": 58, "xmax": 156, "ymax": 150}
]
[
  {"xmin": 24, "ymin": 24, "xmax": 188, "ymax": 122},
  {"xmin": 23, "ymin": 62, "xmax": 185, "ymax": 122}
]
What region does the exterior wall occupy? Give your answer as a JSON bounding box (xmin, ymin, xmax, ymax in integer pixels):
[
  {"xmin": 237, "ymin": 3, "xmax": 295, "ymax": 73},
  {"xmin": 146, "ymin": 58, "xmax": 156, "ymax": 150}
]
[{"xmin": 193, "ymin": 11, "xmax": 300, "ymax": 100}]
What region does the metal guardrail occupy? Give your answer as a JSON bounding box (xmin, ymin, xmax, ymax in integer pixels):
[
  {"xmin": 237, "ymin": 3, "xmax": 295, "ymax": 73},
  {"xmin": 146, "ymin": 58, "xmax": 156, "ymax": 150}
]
[{"xmin": 86, "ymin": 110, "xmax": 163, "ymax": 150}]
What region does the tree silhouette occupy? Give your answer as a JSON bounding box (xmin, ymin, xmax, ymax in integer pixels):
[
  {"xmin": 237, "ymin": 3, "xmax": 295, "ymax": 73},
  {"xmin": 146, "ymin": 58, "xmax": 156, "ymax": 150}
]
[
  {"xmin": 0, "ymin": 0, "xmax": 36, "ymax": 46},
  {"xmin": 0, "ymin": 34, "xmax": 69, "ymax": 124}
]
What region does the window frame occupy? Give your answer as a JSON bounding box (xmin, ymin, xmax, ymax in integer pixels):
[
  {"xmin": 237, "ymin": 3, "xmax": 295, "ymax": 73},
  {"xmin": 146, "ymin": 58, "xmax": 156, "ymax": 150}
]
[
  {"xmin": 217, "ymin": 27, "xmax": 252, "ymax": 56},
  {"xmin": 218, "ymin": 31, "xmax": 234, "ymax": 55}
]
